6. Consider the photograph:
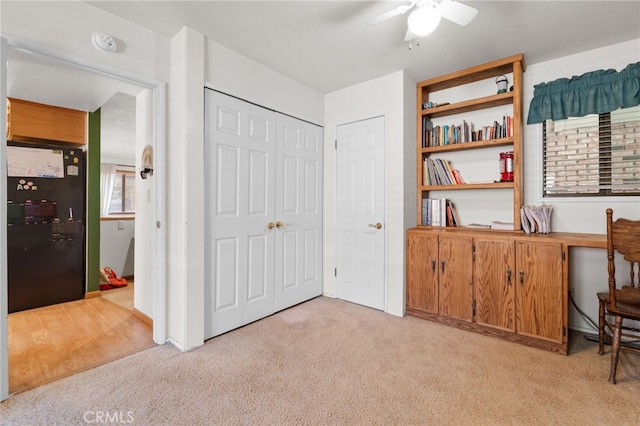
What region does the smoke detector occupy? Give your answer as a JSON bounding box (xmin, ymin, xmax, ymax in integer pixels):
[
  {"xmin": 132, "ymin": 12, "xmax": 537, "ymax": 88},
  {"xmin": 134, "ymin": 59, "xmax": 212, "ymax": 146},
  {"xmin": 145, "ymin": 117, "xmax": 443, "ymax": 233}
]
[{"xmin": 92, "ymin": 32, "xmax": 117, "ymax": 53}]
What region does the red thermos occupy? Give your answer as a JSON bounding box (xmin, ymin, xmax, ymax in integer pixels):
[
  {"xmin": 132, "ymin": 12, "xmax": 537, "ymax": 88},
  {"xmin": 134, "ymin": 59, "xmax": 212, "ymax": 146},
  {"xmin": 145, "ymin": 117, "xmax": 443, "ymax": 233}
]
[{"xmin": 500, "ymin": 151, "xmax": 514, "ymax": 182}]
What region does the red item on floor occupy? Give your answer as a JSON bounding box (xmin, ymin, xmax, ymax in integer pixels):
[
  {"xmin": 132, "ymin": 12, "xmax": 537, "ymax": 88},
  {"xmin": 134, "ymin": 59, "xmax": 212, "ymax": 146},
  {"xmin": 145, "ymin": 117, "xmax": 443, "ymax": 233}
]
[{"xmin": 100, "ymin": 267, "xmax": 128, "ymax": 291}]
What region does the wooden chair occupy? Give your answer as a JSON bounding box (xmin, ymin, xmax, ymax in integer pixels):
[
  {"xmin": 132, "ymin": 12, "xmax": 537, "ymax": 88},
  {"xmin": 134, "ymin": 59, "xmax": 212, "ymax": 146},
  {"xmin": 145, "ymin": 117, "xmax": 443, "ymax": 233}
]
[{"xmin": 597, "ymin": 208, "xmax": 640, "ymax": 384}]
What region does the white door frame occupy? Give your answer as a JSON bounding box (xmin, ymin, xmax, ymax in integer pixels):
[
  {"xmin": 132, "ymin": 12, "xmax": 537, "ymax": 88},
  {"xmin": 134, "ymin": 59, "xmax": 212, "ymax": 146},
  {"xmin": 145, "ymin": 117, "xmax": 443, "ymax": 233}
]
[{"xmin": 0, "ymin": 35, "xmax": 167, "ymax": 401}]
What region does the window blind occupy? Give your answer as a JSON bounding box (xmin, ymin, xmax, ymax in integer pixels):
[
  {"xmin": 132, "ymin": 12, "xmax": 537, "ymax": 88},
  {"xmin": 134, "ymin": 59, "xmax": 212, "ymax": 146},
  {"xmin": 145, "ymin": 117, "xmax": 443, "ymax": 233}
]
[{"xmin": 542, "ymin": 105, "xmax": 640, "ymax": 196}]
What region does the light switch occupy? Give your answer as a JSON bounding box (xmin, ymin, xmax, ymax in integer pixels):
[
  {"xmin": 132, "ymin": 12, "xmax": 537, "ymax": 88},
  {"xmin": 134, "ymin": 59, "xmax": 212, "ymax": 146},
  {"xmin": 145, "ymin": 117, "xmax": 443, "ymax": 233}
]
[{"xmin": 118, "ymin": 221, "xmax": 124, "ymax": 230}]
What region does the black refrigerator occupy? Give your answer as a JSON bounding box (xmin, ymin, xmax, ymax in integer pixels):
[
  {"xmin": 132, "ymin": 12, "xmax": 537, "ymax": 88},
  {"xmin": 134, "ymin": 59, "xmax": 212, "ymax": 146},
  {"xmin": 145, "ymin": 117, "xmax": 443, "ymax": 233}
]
[{"xmin": 6, "ymin": 143, "xmax": 86, "ymax": 313}]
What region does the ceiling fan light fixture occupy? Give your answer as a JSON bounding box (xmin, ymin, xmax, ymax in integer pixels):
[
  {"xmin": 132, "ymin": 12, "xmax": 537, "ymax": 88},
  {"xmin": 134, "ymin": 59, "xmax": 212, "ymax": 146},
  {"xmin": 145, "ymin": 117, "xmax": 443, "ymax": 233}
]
[{"xmin": 407, "ymin": 5, "xmax": 442, "ymax": 37}]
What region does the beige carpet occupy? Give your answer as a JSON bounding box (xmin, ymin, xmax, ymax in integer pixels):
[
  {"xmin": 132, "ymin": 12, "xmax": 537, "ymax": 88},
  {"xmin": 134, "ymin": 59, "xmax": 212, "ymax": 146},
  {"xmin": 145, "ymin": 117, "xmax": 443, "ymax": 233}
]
[{"xmin": 1, "ymin": 296, "xmax": 639, "ymax": 425}]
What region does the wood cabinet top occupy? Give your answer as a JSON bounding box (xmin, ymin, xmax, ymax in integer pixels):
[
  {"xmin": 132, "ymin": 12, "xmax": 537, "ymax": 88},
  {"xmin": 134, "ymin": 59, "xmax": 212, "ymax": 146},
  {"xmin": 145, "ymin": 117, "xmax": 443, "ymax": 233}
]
[{"xmin": 407, "ymin": 227, "xmax": 606, "ymax": 249}]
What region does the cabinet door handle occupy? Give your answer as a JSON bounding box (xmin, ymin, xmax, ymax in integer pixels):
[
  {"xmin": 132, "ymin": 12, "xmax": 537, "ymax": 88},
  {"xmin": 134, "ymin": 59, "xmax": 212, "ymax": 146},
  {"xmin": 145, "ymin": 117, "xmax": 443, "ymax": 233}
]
[
  {"xmin": 506, "ymin": 268, "xmax": 512, "ymax": 286},
  {"xmin": 431, "ymin": 259, "xmax": 436, "ymax": 274},
  {"xmin": 276, "ymin": 221, "xmax": 289, "ymax": 229},
  {"xmin": 519, "ymin": 270, "xmax": 525, "ymax": 286},
  {"xmin": 441, "ymin": 261, "xmax": 445, "ymax": 274},
  {"xmin": 267, "ymin": 222, "xmax": 275, "ymax": 230}
]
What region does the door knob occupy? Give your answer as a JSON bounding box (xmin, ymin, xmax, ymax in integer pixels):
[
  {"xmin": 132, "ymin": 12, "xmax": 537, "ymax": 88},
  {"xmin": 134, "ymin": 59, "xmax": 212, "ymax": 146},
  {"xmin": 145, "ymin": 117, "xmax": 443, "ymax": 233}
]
[
  {"xmin": 276, "ymin": 221, "xmax": 289, "ymax": 229},
  {"xmin": 267, "ymin": 222, "xmax": 275, "ymax": 230},
  {"xmin": 368, "ymin": 222, "xmax": 383, "ymax": 230}
]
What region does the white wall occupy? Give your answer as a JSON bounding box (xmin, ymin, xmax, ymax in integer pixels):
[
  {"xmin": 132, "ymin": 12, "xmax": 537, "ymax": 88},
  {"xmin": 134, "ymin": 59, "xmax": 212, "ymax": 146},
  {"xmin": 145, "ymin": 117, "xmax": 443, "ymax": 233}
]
[
  {"xmin": 167, "ymin": 27, "xmax": 205, "ymax": 351},
  {"xmin": 324, "ymin": 70, "xmax": 414, "ymax": 316},
  {"xmin": 521, "ymin": 39, "xmax": 640, "ymax": 332},
  {"xmin": 100, "ymin": 220, "xmax": 135, "ymax": 277},
  {"xmin": 134, "ymin": 89, "xmax": 154, "ymax": 318},
  {"xmin": 206, "ymin": 40, "xmax": 324, "ymax": 124},
  {"xmin": 404, "ymin": 73, "xmax": 418, "ymax": 272}
]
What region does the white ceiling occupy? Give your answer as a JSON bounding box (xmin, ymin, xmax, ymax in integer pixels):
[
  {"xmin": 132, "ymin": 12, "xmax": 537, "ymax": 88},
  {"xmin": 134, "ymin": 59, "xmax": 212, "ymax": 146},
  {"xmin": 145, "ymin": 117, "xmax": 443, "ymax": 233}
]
[
  {"xmin": 5, "ymin": 1, "xmax": 640, "ymax": 159},
  {"xmin": 84, "ymin": 0, "xmax": 640, "ymax": 93}
]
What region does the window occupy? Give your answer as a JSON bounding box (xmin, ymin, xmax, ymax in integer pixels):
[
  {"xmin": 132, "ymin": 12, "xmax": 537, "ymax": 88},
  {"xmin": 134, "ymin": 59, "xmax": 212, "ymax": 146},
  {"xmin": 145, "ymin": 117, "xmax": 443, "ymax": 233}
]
[
  {"xmin": 108, "ymin": 168, "xmax": 136, "ymax": 214},
  {"xmin": 542, "ymin": 105, "xmax": 640, "ymax": 196}
]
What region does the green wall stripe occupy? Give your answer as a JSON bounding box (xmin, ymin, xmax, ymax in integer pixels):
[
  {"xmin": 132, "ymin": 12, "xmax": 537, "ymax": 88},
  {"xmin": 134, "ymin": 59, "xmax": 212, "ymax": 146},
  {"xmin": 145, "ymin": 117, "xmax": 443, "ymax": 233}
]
[{"xmin": 87, "ymin": 109, "xmax": 101, "ymax": 293}]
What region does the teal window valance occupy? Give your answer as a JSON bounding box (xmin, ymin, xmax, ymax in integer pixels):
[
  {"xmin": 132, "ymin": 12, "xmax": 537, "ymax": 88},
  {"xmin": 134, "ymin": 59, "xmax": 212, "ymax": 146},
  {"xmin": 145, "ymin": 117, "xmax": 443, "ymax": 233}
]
[{"xmin": 527, "ymin": 62, "xmax": 640, "ymax": 124}]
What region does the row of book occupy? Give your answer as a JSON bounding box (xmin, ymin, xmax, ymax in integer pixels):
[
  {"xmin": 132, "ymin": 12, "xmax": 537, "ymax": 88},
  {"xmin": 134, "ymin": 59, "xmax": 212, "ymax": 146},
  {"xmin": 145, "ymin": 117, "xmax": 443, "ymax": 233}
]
[
  {"xmin": 421, "ymin": 115, "xmax": 514, "ymax": 148},
  {"xmin": 423, "ymin": 157, "xmax": 465, "ymax": 186},
  {"xmin": 521, "ymin": 205, "xmax": 552, "ymax": 234},
  {"xmin": 421, "ymin": 198, "xmax": 460, "ymax": 227}
]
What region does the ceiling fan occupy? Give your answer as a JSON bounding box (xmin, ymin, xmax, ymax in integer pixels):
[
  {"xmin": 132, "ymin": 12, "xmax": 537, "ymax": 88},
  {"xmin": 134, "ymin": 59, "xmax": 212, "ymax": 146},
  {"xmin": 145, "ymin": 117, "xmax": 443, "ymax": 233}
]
[{"xmin": 366, "ymin": 0, "xmax": 479, "ymax": 42}]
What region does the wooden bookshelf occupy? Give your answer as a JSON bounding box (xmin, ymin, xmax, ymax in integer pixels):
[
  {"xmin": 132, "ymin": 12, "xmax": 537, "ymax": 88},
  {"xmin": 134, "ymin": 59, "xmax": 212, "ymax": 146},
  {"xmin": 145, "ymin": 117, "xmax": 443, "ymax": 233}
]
[{"xmin": 416, "ymin": 53, "xmax": 525, "ymax": 229}]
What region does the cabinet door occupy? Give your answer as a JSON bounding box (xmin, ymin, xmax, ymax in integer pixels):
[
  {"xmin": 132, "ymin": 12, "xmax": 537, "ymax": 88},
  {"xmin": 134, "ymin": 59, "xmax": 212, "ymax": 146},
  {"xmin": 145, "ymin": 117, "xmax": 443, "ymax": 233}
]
[
  {"xmin": 406, "ymin": 232, "xmax": 438, "ymax": 314},
  {"xmin": 474, "ymin": 238, "xmax": 516, "ymax": 332},
  {"xmin": 515, "ymin": 241, "xmax": 563, "ymax": 343},
  {"xmin": 438, "ymin": 236, "xmax": 473, "ymax": 321}
]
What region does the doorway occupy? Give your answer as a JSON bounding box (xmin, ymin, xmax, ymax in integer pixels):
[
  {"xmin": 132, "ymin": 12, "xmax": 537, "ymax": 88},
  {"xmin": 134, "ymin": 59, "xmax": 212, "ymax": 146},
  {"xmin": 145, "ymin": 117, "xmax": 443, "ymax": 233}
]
[
  {"xmin": 0, "ymin": 35, "xmax": 166, "ymax": 401},
  {"xmin": 335, "ymin": 116, "xmax": 386, "ymax": 310},
  {"xmin": 99, "ymin": 92, "xmax": 137, "ymax": 311}
]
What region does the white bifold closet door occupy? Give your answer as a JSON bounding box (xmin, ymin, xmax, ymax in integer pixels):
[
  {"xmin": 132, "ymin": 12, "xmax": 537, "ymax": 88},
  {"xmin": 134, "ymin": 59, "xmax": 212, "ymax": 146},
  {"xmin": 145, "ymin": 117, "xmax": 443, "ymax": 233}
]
[{"xmin": 204, "ymin": 89, "xmax": 323, "ymax": 339}]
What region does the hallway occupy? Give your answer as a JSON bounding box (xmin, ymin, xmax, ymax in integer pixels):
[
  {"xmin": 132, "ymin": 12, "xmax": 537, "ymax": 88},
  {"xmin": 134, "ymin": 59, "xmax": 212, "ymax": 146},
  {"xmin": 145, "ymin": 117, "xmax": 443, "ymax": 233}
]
[{"xmin": 8, "ymin": 295, "xmax": 154, "ymax": 395}]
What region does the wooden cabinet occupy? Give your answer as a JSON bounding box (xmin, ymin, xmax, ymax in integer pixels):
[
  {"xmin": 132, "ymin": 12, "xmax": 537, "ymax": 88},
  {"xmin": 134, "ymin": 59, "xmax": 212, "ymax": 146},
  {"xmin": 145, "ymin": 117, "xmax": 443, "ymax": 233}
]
[
  {"xmin": 6, "ymin": 98, "xmax": 87, "ymax": 146},
  {"xmin": 515, "ymin": 241, "xmax": 564, "ymax": 343},
  {"xmin": 438, "ymin": 235, "xmax": 473, "ymax": 321},
  {"xmin": 416, "ymin": 54, "xmax": 524, "ymax": 229},
  {"xmin": 406, "ymin": 228, "xmax": 569, "ymax": 353},
  {"xmin": 406, "ymin": 232, "xmax": 438, "ymax": 314},
  {"xmin": 474, "ymin": 238, "xmax": 565, "ymax": 344},
  {"xmin": 474, "ymin": 237, "xmax": 516, "ymax": 332},
  {"xmin": 406, "ymin": 233, "xmax": 473, "ymax": 320}
]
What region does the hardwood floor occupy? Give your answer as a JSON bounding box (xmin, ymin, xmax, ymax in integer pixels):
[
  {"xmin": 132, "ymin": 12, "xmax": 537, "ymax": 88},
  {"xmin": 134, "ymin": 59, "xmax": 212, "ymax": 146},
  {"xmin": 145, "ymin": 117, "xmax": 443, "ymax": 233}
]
[
  {"xmin": 8, "ymin": 294, "xmax": 155, "ymax": 395},
  {"xmin": 101, "ymin": 281, "xmax": 135, "ymax": 310}
]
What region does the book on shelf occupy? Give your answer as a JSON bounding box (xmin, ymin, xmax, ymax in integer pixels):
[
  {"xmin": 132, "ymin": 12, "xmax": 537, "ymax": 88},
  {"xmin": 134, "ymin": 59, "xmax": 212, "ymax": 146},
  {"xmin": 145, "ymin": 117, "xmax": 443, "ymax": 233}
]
[
  {"xmin": 423, "ymin": 157, "xmax": 464, "ymax": 186},
  {"xmin": 521, "ymin": 205, "xmax": 552, "ymax": 234},
  {"xmin": 421, "ymin": 198, "xmax": 458, "ymax": 227},
  {"xmin": 425, "ymin": 115, "xmax": 513, "ymax": 147},
  {"xmin": 446, "ymin": 200, "xmax": 460, "ymax": 227},
  {"xmin": 451, "ymin": 169, "xmax": 465, "ymax": 184},
  {"xmin": 421, "ymin": 117, "xmax": 432, "ymax": 148}
]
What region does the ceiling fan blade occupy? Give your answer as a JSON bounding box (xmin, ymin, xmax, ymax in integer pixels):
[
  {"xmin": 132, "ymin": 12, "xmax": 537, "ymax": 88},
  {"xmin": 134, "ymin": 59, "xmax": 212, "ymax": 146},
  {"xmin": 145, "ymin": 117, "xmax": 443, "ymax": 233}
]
[
  {"xmin": 365, "ymin": 2, "xmax": 416, "ymax": 25},
  {"xmin": 439, "ymin": 0, "xmax": 478, "ymax": 26}
]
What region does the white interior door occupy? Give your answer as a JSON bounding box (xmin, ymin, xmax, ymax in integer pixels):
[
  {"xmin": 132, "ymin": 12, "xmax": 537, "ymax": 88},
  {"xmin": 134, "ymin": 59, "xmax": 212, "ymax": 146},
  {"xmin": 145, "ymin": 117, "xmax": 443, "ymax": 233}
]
[
  {"xmin": 335, "ymin": 116, "xmax": 386, "ymax": 310},
  {"xmin": 274, "ymin": 115, "xmax": 323, "ymax": 311},
  {"xmin": 204, "ymin": 90, "xmax": 276, "ymax": 338}
]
